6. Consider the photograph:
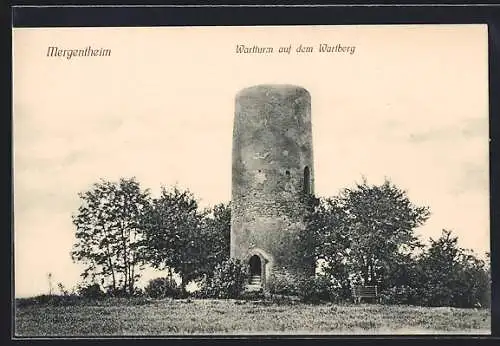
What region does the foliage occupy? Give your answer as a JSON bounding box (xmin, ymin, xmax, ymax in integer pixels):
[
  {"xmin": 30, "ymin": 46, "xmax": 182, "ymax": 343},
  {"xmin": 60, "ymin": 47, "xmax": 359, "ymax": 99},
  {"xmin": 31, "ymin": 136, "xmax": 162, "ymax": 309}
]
[
  {"xmin": 66, "ymin": 174, "xmax": 488, "ymax": 309},
  {"xmin": 71, "ymin": 177, "xmax": 150, "ymax": 295},
  {"xmin": 415, "ymin": 230, "xmax": 490, "ymax": 308},
  {"xmin": 57, "ymin": 282, "xmax": 71, "ymax": 296},
  {"xmin": 268, "ymin": 268, "xmax": 301, "ymax": 296},
  {"xmin": 106, "ymin": 286, "xmax": 144, "ymax": 298},
  {"xmin": 268, "ymin": 270, "xmax": 341, "ymax": 304},
  {"xmin": 200, "ymin": 202, "xmax": 231, "ymax": 277},
  {"xmin": 200, "ymin": 258, "xmax": 248, "ymax": 299},
  {"xmin": 310, "ymin": 178, "xmax": 430, "ymax": 293},
  {"xmin": 379, "ymin": 285, "xmax": 420, "ymax": 305},
  {"xmin": 378, "ymin": 230, "xmax": 491, "ymax": 308},
  {"xmin": 78, "ymin": 283, "xmax": 105, "ymax": 299},
  {"xmin": 140, "ymin": 185, "xmax": 231, "ymax": 294},
  {"xmin": 140, "ymin": 186, "xmax": 215, "ymax": 294},
  {"xmin": 144, "ymin": 277, "xmax": 182, "ymax": 299},
  {"xmin": 298, "ymin": 274, "xmax": 340, "ymax": 304},
  {"xmin": 456, "ymin": 250, "xmax": 491, "ymax": 308}
]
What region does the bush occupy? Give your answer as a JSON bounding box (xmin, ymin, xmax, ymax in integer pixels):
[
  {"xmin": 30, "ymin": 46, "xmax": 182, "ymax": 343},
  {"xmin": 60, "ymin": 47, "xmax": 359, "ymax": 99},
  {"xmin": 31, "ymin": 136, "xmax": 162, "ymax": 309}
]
[
  {"xmin": 78, "ymin": 283, "xmax": 105, "ymax": 299},
  {"xmin": 132, "ymin": 287, "xmax": 145, "ymax": 297},
  {"xmin": 57, "ymin": 282, "xmax": 71, "ymax": 296},
  {"xmin": 416, "ymin": 274, "xmax": 490, "ymax": 308},
  {"xmin": 200, "ymin": 258, "xmax": 248, "ymax": 299},
  {"xmin": 412, "ymin": 230, "xmax": 491, "ymax": 308},
  {"xmin": 268, "ymin": 271, "xmax": 341, "ymax": 304},
  {"xmin": 299, "ymin": 274, "xmax": 339, "ymax": 304},
  {"xmin": 144, "ymin": 277, "xmax": 182, "ymax": 299},
  {"xmin": 105, "ymin": 287, "xmax": 126, "ymax": 297},
  {"xmin": 380, "ymin": 285, "xmax": 420, "ymax": 305},
  {"xmin": 268, "ymin": 269, "xmax": 301, "ymax": 296}
]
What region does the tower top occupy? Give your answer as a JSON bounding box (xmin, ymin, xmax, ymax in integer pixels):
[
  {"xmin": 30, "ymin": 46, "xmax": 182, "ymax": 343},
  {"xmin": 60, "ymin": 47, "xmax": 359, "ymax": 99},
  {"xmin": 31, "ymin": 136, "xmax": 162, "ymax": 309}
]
[{"xmin": 236, "ymin": 84, "xmax": 310, "ymax": 99}]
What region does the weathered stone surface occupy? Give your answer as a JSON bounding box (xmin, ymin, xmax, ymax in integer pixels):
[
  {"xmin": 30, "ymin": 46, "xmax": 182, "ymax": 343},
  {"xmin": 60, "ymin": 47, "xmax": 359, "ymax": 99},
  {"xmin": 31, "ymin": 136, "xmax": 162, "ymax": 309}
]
[{"xmin": 231, "ymin": 84, "xmax": 315, "ymax": 290}]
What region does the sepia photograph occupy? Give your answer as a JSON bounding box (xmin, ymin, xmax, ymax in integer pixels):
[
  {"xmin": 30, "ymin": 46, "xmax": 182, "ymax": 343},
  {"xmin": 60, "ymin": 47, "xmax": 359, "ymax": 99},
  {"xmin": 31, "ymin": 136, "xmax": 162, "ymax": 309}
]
[{"xmin": 12, "ymin": 24, "xmax": 490, "ymax": 336}]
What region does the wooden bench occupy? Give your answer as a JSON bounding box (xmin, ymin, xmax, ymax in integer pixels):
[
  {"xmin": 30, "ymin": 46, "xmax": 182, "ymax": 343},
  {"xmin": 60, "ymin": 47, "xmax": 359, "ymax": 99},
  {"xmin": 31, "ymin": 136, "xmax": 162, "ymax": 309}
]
[{"xmin": 352, "ymin": 285, "xmax": 380, "ymax": 304}]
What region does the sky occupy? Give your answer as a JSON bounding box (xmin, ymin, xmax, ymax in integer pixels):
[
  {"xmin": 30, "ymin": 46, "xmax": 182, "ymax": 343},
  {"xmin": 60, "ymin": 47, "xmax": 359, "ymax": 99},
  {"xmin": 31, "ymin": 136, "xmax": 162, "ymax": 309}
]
[{"xmin": 13, "ymin": 25, "xmax": 489, "ymax": 298}]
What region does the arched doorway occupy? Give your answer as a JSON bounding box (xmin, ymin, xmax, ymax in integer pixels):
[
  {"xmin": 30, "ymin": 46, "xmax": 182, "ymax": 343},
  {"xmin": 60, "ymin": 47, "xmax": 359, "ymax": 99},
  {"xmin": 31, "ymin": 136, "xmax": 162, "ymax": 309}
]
[{"xmin": 249, "ymin": 255, "xmax": 262, "ymax": 277}]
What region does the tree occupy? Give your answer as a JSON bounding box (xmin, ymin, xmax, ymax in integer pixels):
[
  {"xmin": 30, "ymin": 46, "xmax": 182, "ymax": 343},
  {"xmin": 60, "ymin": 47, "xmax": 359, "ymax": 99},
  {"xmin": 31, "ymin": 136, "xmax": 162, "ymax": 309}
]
[
  {"xmin": 417, "ymin": 229, "xmax": 491, "ymax": 307},
  {"xmin": 313, "ymin": 178, "xmax": 430, "ymax": 291},
  {"xmin": 71, "ymin": 177, "xmax": 150, "ymax": 295},
  {"xmin": 140, "ymin": 186, "xmax": 206, "ymax": 295},
  {"xmin": 306, "ymin": 196, "xmax": 357, "ymax": 298},
  {"xmin": 201, "ymin": 202, "xmax": 231, "ymax": 277}
]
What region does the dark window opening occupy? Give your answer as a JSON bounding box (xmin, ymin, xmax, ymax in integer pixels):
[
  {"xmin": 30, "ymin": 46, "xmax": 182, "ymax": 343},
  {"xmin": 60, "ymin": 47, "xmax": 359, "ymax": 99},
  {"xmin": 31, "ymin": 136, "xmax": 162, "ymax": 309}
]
[
  {"xmin": 249, "ymin": 255, "xmax": 262, "ymax": 276},
  {"xmin": 303, "ymin": 166, "xmax": 310, "ymax": 194}
]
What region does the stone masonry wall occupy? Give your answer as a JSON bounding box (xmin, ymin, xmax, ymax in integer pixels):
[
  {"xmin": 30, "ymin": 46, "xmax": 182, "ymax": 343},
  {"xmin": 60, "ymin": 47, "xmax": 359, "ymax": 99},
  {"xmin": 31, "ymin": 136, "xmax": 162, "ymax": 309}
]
[{"xmin": 231, "ymin": 84, "xmax": 315, "ymax": 287}]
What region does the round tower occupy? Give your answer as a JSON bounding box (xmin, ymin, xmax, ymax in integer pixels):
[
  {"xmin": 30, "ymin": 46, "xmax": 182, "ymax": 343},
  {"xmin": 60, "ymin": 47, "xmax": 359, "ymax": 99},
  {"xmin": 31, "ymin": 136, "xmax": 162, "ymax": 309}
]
[{"xmin": 231, "ymin": 84, "xmax": 315, "ymax": 291}]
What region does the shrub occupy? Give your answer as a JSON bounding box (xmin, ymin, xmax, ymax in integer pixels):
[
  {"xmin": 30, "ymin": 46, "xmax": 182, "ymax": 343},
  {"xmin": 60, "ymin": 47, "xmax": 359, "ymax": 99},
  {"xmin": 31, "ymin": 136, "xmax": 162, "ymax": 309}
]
[
  {"xmin": 268, "ymin": 269, "xmax": 301, "ymax": 296},
  {"xmin": 380, "ymin": 285, "xmax": 420, "ymax": 305},
  {"xmin": 78, "ymin": 283, "xmax": 105, "ymax": 299},
  {"xmin": 105, "ymin": 287, "xmax": 127, "ymax": 297},
  {"xmin": 144, "ymin": 277, "xmax": 182, "ymax": 299},
  {"xmin": 412, "ymin": 230, "xmax": 491, "ymax": 308},
  {"xmin": 57, "ymin": 282, "xmax": 70, "ymax": 296},
  {"xmin": 268, "ymin": 271, "xmax": 341, "ymax": 304},
  {"xmin": 132, "ymin": 287, "xmax": 145, "ymax": 297},
  {"xmin": 104, "ymin": 286, "xmax": 145, "ymax": 297},
  {"xmin": 200, "ymin": 258, "xmax": 248, "ymax": 299},
  {"xmin": 299, "ymin": 274, "xmax": 339, "ymax": 304}
]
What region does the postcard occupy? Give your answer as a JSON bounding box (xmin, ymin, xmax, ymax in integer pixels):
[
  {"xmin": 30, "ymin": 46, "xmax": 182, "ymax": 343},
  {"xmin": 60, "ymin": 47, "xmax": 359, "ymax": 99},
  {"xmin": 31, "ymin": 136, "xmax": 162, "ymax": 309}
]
[{"xmin": 12, "ymin": 24, "xmax": 490, "ymax": 336}]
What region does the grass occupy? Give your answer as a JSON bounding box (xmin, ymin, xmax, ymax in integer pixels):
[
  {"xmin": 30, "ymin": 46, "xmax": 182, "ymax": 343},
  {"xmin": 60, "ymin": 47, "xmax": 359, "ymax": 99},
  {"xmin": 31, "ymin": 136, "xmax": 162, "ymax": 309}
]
[{"xmin": 14, "ymin": 297, "xmax": 491, "ymax": 336}]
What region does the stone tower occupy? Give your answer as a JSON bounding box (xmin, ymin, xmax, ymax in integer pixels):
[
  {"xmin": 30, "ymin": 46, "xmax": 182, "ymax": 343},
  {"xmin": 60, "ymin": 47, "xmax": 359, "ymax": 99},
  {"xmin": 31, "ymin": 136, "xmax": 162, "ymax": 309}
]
[{"xmin": 231, "ymin": 84, "xmax": 315, "ymax": 291}]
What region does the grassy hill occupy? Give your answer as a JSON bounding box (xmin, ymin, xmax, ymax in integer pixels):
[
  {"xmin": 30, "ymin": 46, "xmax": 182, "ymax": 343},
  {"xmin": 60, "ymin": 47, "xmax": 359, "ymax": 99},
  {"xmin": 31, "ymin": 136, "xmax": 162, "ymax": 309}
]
[{"xmin": 14, "ymin": 297, "xmax": 490, "ymax": 336}]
